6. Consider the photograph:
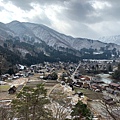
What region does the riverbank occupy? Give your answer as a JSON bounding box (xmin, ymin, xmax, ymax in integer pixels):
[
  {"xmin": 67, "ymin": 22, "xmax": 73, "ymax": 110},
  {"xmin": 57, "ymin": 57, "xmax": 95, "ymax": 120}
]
[{"xmin": 96, "ymin": 73, "xmax": 120, "ymax": 84}]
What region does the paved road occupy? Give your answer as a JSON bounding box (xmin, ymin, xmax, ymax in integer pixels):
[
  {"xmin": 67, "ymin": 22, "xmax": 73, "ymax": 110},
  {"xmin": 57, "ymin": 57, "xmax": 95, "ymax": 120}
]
[{"xmin": 70, "ymin": 62, "xmax": 81, "ymax": 82}]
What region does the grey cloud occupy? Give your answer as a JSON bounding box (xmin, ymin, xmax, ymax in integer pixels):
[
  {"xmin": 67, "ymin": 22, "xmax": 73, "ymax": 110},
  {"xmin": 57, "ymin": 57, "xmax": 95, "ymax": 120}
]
[
  {"xmin": 0, "ymin": 6, "xmax": 4, "ymax": 11},
  {"xmin": 25, "ymin": 15, "xmax": 52, "ymax": 26},
  {"xmin": 64, "ymin": 0, "xmax": 93, "ymax": 20},
  {"xmin": 2, "ymin": 0, "xmax": 120, "ymax": 22},
  {"xmin": 3, "ymin": 0, "xmax": 33, "ymax": 10},
  {"xmin": 2, "ymin": 0, "xmax": 120, "ymax": 39},
  {"xmin": 65, "ymin": 21, "xmax": 99, "ymax": 39},
  {"xmin": 56, "ymin": 0, "xmax": 103, "ymax": 24},
  {"xmin": 3, "ymin": 0, "xmax": 69, "ymax": 10},
  {"xmin": 76, "ymin": 0, "xmax": 120, "ymax": 23},
  {"xmin": 107, "ymin": 0, "xmax": 120, "ymax": 5},
  {"xmin": 61, "ymin": 0, "xmax": 120, "ymax": 24},
  {"xmin": 2, "ymin": 0, "xmax": 106, "ymax": 23},
  {"xmin": 37, "ymin": 0, "xmax": 69, "ymax": 5},
  {"xmin": 103, "ymin": 6, "xmax": 120, "ymax": 21},
  {"xmin": 89, "ymin": 0, "xmax": 120, "ymax": 22}
]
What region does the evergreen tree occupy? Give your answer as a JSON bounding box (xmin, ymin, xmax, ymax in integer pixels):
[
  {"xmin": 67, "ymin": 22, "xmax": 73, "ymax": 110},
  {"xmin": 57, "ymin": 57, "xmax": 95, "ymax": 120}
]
[
  {"xmin": 71, "ymin": 100, "xmax": 92, "ymax": 120},
  {"xmin": 51, "ymin": 72, "xmax": 58, "ymax": 80},
  {"xmin": 11, "ymin": 84, "xmax": 53, "ymax": 120}
]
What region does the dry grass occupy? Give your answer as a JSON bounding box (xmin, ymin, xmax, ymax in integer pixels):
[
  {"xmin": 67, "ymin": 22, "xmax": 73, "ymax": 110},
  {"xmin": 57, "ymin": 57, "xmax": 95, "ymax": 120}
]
[
  {"xmin": 0, "ymin": 85, "xmax": 10, "ymax": 92},
  {"xmin": 0, "ymin": 92, "xmax": 16, "ymax": 100},
  {"xmin": 75, "ymin": 88, "xmax": 103, "ymax": 100}
]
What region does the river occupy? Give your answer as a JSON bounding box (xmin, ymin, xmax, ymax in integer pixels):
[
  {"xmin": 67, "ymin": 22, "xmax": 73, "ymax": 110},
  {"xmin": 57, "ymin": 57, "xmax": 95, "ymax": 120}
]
[{"xmin": 97, "ymin": 74, "xmax": 113, "ymax": 84}]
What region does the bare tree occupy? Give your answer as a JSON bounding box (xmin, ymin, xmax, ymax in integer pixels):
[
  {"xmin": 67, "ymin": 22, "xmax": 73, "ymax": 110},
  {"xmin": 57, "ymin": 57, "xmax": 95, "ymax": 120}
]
[
  {"xmin": 0, "ymin": 106, "xmax": 13, "ymax": 120},
  {"xmin": 100, "ymin": 100, "xmax": 120, "ymax": 120},
  {"xmin": 49, "ymin": 86, "xmax": 72, "ymax": 120}
]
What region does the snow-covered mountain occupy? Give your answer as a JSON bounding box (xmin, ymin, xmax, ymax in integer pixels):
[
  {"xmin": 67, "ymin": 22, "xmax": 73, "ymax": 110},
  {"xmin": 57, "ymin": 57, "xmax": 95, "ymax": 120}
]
[
  {"xmin": 99, "ymin": 35, "xmax": 120, "ymax": 45},
  {"xmin": 1, "ymin": 20, "xmax": 120, "ymax": 73},
  {"xmin": 23, "ymin": 22, "xmax": 73, "ymax": 48},
  {"xmin": 3, "ymin": 20, "xmax": 120, "ymax": 51},
  {"xmin": 0, "ymin": 22, "xmax": 14, "ymax": 40},
  {"xmin": 0, "ymin": 20, "xmax": 118, "ymax": 51}
]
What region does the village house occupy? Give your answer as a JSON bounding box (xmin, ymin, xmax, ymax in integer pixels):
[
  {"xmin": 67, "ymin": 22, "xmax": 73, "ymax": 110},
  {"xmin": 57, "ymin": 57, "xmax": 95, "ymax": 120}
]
[
  {"xmin": 109, "ymin": 83, "xmax": 120, "ymax": 90},
  {"xmin": 99, "ymin": 84, "xmax": 109, "ymax": 90},
  {"xmin": 103, "ymin": 96, "xmax": 116, "ymax": 105},
  {"xmin": 76, "ymin": 81, "xmax": 83, "ymax": 87},
  {"xmin": 82, "ymin": 82, "xmax": 90, "ymax": 89},
  {"xmin": 8, "ymin": 86, "xmax": 17, "ymax": 94},
  {"xmin": 106, "ymin": 87, "xmax": 114, "ymax": 94},
  {"xmin": 1, "ymin": 74, "xmax": 10, "ymax": 81}
]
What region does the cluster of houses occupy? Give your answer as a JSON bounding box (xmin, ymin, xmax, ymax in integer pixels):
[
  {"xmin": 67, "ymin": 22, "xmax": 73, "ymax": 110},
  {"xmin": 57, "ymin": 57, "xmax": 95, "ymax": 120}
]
[
  {"xmin": 0, "ymin": 62, "xmax": 63, "ymax": 81},
  {"xmin": 0, "ymin": 62, "xmax": 78, "ymax": 92},
  {"xmin": 57, "ymin": 61, "xmax": 120, "ymax": 108},
  {"xmin": 73, "ymin": 73, "xmax": 120, "ymax": 94},
  {"xmin": 106, "ymin": 83, "xmax": 120, "ymax": 95},
  {"xmin": 1, "ymin": 61, "xmax": 120, "ymax": 99},
  {"xmin": 78, "ymin": 60, "xmax": 117, "ymax": 74},
  {"xmin": 1, "ymin": 61, "xmax": 120, "ymax": 120}
]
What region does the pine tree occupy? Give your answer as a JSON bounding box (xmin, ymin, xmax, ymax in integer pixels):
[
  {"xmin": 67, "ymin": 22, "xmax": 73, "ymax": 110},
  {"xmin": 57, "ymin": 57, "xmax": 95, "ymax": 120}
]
[
  {"xmin": 11, "ymin": 84, "xmax": 53, "ymax": 120},
  {"xmin": 71, "ymin": 100, "xmax": 92, "ymax": 120}
]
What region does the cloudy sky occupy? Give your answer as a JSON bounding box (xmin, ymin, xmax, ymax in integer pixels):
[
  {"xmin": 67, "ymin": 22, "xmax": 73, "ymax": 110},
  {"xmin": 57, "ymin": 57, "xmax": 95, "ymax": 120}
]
[{"xmin": 0, "ymin": 0, "xmax": 120, "ymax": 39}]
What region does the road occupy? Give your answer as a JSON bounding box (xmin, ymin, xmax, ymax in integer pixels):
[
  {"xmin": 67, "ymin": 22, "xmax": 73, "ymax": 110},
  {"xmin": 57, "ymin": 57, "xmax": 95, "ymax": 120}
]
[{"xmin": 70, "ymin": 62, "xmax": 81, "ymax": 82}]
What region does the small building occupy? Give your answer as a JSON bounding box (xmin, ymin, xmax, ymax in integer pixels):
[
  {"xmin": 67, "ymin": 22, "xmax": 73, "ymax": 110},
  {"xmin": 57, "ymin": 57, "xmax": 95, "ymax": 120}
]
[
  {"xmin": 109, "ymin": 83, "xmax": 120, "ymax": 90},
  {"xmin": 76, "ymin": 81, "xmax": 83, "ymax": 87},
  {"xmin": 8, "ymin": 86, "xmax": 17, "ymax": 94},
  {"xmin": 103, "ymin": 96, "xmax": 113, "ymax": 102},
  {"xmin": 1, "ymin": 74, "xmax": 10, "ymax": 81},
  {"xmin": 91, "ymin": 85, "xmax": 97, "ymax": 91},
  {"xmin": 100, "ymin": 84, "xmax": 109, "ymax": 90},
  {"xmin": 82, "ymin": 82, "xmax": 90, "ymax": 89},
  {"xmin": 106, "ymin": 87, "xmax": 114, "ymax": 94},
  {"xmin": 85, "ymin": 76, "xmax": 90, "ymax": 81},
  {"xmin": 103, "ymin": 96, "xmax": 116, "ymax": 105},
  {"xmin": 91, "ymin": 80, "xmax": 104, "ymax": 84},
  {"xmin": 77, "ymin": 92, "xmax": 84, "ymax": 97},
  {"xmin": 91, "ymin": 83, "xmax": 102, "ymax": 92}
]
